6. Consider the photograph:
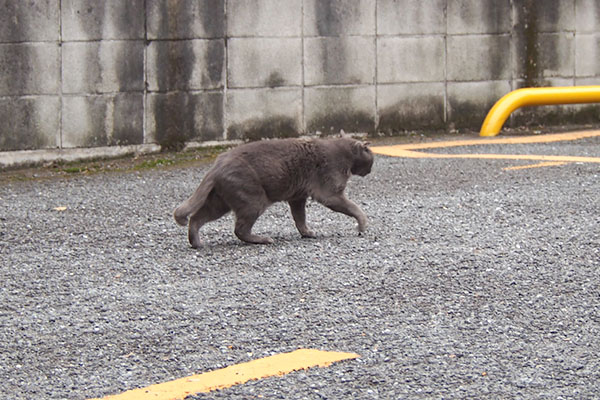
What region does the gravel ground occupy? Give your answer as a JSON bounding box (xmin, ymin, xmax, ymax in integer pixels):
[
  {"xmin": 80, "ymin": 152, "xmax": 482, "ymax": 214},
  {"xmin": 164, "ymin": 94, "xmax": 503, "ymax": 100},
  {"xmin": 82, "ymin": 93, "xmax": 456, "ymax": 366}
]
[{"xmin": 1, "ymin": 135, "xmax": 599, "ymax": 399}]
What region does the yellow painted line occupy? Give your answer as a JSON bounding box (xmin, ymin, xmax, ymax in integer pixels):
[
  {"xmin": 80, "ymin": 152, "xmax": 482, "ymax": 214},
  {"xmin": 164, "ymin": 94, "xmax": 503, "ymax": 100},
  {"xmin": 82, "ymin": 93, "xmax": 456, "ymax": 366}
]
[
  {"xmin": 372, "ymin": 148, "xmax": 600, "ymax": 163},
  {"xmin": 373, "ymin": 130, "xmax": 600, "ymax": 152},
  {"xmin": 503, "ymin": 161, "xmax": 570, "ymax": 171},
  {"xmin": 371, "ymin": 130, "xmax": 600, "ymax": 164},
  {"xmin": 89, "ymin": 349, "xmax": 359, "ymax": 400}
]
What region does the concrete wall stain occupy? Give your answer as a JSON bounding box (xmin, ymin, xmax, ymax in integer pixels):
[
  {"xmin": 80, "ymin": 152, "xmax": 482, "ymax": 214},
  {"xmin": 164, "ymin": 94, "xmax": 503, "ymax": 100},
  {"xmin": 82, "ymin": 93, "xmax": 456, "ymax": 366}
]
[
  {"xmin": 203, "ymin": 40, "xmax": 225, "ymax": 88},
  {"xmin": 308, "ymin": 111, "xmax": 374, "ymax": 136},
  {"xmin": 153, "ymin": 1, "xmax": 196, "ymax": 150},
  {"xmin": 448, "ymin": 100, "xmax": 490, "ymax": 130},
  {"xmin": 199, "ymin": 0, "xmax": 225, "ymax": 38},
  {"xmin": 228, "ymin": 116, "xmax": 299, "ymax": 141},
  {"xmin": 378, "ymin": 97, "xmax": 445, "ymax": 134},
  {"xmin": 265, "ymin": 72, "xmax": 286, "ymax": 88},
  {"xmin": 115, "ymin": 42, "xmax": 144, "ymax": 93},
  {"xmin": 109, "ymin": 95, "xmax": 144, "ymax": 146},
  {"xmin": 515, "ymin": 0, "xmax": 542, "ymax": 87},
  {"xmin": 0, "ymin": 99, "xmax": 51, "ymax": 151}
]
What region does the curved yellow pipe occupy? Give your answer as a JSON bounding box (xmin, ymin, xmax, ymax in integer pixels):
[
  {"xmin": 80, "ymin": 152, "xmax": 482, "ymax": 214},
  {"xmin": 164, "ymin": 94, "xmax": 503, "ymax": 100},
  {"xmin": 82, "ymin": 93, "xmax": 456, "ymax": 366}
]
[{"xmin": 480, "ymin": 86, "xmax": 600, "ymax": 136}]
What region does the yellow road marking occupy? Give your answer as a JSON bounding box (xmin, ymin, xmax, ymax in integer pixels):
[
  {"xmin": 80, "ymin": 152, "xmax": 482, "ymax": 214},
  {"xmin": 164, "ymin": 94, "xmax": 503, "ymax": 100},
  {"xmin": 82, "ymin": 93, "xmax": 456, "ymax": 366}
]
[
  {"xmin": 89, "ymin": 349, "xmax": 359, "ymax": 400},
  {"xmin": 503, "ymin": 161, "xmax": 570, "ymax": 170},
  {"xmin": 371, "ymin": 130, "xmax": 600, "ymax": 165}
]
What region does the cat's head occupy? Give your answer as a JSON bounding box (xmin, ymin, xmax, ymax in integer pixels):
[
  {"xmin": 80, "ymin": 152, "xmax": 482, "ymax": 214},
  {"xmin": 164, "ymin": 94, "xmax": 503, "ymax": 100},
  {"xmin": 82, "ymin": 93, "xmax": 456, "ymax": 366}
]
[{"xmin": 350, "ymin": 140, "xmax": 373, "ymax": 177}]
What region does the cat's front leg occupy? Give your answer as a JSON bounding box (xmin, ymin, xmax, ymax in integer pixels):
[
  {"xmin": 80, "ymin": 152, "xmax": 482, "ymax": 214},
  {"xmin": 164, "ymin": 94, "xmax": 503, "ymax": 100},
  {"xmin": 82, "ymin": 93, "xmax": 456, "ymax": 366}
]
[
  {"xmin": 319, "ymin": 194, "xmax": 368, "ymax": 233},
  {"xmin": 289, "ymin": 198, "xmax": 316, "ymax": 238}
]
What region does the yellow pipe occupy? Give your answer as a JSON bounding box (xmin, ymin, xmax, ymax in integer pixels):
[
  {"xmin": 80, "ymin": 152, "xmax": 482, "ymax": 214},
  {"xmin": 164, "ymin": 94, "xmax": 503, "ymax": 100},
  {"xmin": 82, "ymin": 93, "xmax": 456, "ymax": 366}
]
[{"xmin": 480, "ymin": 86, "xmax": 600, "ymax": 136}]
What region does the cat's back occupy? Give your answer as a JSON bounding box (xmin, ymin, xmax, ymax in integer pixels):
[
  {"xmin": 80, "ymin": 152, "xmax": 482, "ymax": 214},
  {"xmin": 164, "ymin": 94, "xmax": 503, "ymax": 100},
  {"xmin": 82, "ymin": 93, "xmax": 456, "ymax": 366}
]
[{"xmin": 224, "ymin": 138, "xmax": 320, "ymax": 170}]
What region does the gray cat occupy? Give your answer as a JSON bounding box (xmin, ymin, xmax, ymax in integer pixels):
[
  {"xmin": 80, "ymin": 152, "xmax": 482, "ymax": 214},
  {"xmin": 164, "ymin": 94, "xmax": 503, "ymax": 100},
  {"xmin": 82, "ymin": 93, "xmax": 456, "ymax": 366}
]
[{"xmin": 174, "ymin": 137, "xmax": 373, "ymax": 248}]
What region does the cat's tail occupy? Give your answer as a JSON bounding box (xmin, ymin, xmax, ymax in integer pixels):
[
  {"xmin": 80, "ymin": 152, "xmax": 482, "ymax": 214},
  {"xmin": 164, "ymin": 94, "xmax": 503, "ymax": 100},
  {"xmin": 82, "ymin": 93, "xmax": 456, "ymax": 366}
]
[{"xmin": 173, "ymin": 173, "xmax": 216, "ymax": 226}]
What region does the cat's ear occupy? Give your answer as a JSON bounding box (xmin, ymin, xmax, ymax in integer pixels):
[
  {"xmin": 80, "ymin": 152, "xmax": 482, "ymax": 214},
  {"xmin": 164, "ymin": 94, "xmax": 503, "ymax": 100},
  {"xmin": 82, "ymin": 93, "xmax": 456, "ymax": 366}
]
[{"xmin": 352, "ymin": 140, "xmax": 370, "ymax": 154}]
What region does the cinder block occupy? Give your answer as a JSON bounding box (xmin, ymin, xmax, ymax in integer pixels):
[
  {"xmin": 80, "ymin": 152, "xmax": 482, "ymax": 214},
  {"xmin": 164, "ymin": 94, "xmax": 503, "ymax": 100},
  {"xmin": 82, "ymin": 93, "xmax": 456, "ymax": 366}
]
[
  {"xmin": 576, "ymin": 34, "xmax": 600, "ymax": 77},
  {"xmin": 228, "ymin": 38, "xmax": 302, "ymax": 88},
  {"xmin": 447, "ymin": 35, "xmax": 511, "ymax": 81},
  {"xmin": 512, "ymin": 32, "xmax": 575, "ymax": 80},
  {"xmin": 0, "ymin": 96, "xmax": 59, "ymax": 151},
  {"xmin": 536, "ymin": 0, "xmax": 575, "ymax": 32},
  {"xmin": 447, "ymin": 81, "xmax": 511, "ymax": 129},
  {"xmin": 148, "ymin": 92, "xmax": 224, "ymax": 146},
  {"xmin": 575, "ymin": 77, "xmax": 600, "ymax": 86},
  {"xmin": 227, "ymin": 0, "xmax": 301, "ymax": 37},
  {"xmin": 447, "ymin": 0, "xmax": 511, "ymax": 34},
  {"xmin": 304, "ymin": 86, "xmax": 375, "ymax": 134},
  {"xmin": 147, "ymin": 0, "xmax": 224, "ymax": 39},
  {"xmin": 0, "ymin": 0, "xmax": 59, "ymax": 42},
  {"xmin": 576, "ymin": 0, "xmax": 600, "ymax": 33},
  {"xmin": 62, "ymin": 94, "xmax": 144, "ymax": 148},
  {"xmin": 514, "ymin": 77, "xmax": 576, "ymax": 89},
  {"xmin": 304, "ymin": 0, "xmax": 375, "ymax": 36},
  {"xmin": 62, "ymin": 0, "xmax": 145, "ymax": 40},
  {"xmin": 226, "ymin": 89, "xmax": 302, "ymax": 140},
  {"xmin": 377, "ymin": 37, "xmax": 445, "ymax": 83},
  {"xmin": 0, "ymin": 43, "xmax": 59, "ymax": 96},
  {"xmin": 147, "ymin": 40, "xmax": 224, "ymax": 92},
  {"xmin": 62, "ymin": 41, "xmax": 144, "ymax": 94},
  {"xmin": 377, "ymin": 83, "xmax": 445, "ymax": 133},
  {"xmin": 513, "ymin": 0, "xmax": 575, "ymax": 33},
  {"xmin": 377, "ymin": 0, "xmax": 445, "ymax": 35},
  {"xmin": 304, "ymin": 37, "xmax": 375, "ymax": 85}
]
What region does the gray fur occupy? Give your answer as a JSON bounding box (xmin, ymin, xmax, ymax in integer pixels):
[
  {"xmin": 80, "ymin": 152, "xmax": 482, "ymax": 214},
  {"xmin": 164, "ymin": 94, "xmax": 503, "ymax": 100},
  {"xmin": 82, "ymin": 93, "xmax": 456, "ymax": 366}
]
[{"xmin": 173, "ymin": 137, "xmax": 374, "ymax": 248}]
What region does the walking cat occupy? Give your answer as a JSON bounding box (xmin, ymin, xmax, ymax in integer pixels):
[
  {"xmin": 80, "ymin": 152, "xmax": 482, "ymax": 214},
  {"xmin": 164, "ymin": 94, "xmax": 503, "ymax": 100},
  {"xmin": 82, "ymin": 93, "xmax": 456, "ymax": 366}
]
[{"xmin": 174, "ymin": 137, "xmax": 373, "ymax": 248}]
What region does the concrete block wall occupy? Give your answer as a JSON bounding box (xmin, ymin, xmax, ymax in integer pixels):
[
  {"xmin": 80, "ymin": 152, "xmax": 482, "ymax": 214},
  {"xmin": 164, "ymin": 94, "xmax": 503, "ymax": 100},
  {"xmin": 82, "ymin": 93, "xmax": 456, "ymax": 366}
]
[{"xmin": 1, "ymin": 0, "xmax": 600, "ymax": 156}]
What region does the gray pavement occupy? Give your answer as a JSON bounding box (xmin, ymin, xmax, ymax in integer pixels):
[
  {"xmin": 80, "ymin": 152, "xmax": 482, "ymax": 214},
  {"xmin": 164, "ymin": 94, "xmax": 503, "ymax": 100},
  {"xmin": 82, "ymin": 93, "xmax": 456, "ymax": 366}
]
[{"xmin": 1, "ymin": 134, "xmax": 599, "ymax": 399}]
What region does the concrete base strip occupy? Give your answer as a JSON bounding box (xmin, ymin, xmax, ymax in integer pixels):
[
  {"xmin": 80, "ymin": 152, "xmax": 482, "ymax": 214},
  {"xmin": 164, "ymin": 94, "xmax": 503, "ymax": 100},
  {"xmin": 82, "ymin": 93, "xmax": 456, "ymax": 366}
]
[
  {"xmin": 0, "ymin": 144, "xmax": 161, "ymax": 169},
  {"xmin": 89, "ymin": 349, "xmax": 360, "ymax": 400}
]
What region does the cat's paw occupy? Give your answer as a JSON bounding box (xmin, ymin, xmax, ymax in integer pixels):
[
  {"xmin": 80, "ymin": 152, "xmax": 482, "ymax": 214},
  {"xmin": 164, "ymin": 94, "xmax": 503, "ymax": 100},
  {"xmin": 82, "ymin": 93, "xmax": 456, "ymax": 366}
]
[{"xmin": 301, "ymin": 230, "xmax": 317, "ymax": 238}]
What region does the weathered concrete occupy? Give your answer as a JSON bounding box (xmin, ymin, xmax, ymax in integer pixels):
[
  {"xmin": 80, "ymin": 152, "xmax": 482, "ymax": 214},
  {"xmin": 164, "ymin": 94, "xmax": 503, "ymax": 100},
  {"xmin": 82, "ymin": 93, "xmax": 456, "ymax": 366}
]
[
  {"xmin": 447, "ymin": 0, "xmax": 512, "ymax": 34},
  {"xmin": 228, "ymin": 38, "xmax": 302, "ymax": 89},
  {"xmin": 227, "ymin": 0, "xmax": 302, "ymax": 37},
  {"xmin": 378, "ymin": 82, "xmax": 446, "ymax": 133},
  {"xmin": 0, "ymin": 43, "xmax": 60, "ymax": 96},
  {"xmin": 146, "ymin": 0, "xmax": 225, "ymax": 39},
  {"xmin": 577, "ymin": 0, "xmax": 600, "ymax": 32},
  {"xmin": 447, "ymin": 35, "xmax": 511, "ymax": 81},
  {"xmin": 304, "ymin": 37, "xmax": 375, "ymax": 86},
  {"xmin": 62, "ymin": 94, "xmax": 144, "ymax": 148},
  {"xmin": 147, "ymin": 40, "xmax": 225, "ymax": 91},
  {"xmin": 0, "ymin": 97, "xmax": 59, "ymax": 151},
  {"xmin": 304, "ymin": 0, "xmax": 375, "ymax": 36},
  {"xmin": 448, "ymin": 81, "xmax": 512, "ymax": 128},
  {"xmin": 62, "ymin": 41, "xmax": 144, "ymax": 94},
  {"xmin": 61, "ymin": 0, "xmax": 145, "ymax": 40},
  {"xmin": 377, "ymin": 0, "xmax": 445, "ymax": 35},
  {"xmin": 1, "ymin": 0, "xmax": 600, "ymax": 165},
  {"xmin": 226, "ymin": 89, "xmax": 302, "ymax": 140},
  {"xmin": 378, "ymin": 37, "xmax": 445, "ymax": 83},
  {"xmin": 305, "ymin": 86, "xmax": 375, "ymax": 134},
  {"xmin": 0, "ymin": 0, "xmax": 59, "ymax": 42},
  {"xmin": 148, "ymin": 92, "xmax": 224, "ymax": 148},
  {"xmin": 576, "ymin": 34, "xmax": 600, "ymax": 77}
]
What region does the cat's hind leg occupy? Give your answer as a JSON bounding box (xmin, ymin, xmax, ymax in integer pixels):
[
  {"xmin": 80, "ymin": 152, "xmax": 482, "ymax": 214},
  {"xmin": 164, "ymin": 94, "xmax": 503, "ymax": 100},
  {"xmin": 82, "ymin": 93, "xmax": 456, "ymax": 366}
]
[
  {"xmin": 188, "ymin": 191, "xmax": 231, "ymax": 249},
  {"xmin": 289, "ymin": 198, "xmax": 316, "ymax": 238},
  {"xmin": 233, "ymin": 207, "xmax": 274, "ymax": 244}
]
